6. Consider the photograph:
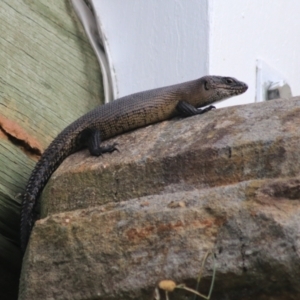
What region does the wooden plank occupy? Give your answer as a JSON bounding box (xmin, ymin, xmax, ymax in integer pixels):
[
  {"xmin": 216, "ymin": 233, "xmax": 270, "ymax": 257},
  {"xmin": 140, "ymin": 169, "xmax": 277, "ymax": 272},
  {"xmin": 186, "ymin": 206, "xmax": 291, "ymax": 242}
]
[{"xmin": 0, "ymin": 0, "xmax": 104, "ymax": 297}]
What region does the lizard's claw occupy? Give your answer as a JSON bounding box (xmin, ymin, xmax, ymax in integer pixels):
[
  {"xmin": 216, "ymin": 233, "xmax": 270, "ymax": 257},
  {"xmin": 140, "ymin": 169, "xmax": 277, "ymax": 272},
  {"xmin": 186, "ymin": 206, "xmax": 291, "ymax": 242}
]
[
  {"xmin": 203, "ymin": 105, "xmax": 216, "ymax": 112},
  {"xmin": 103, "ymin": 142, "xmax": 119, "ymax": 153}
]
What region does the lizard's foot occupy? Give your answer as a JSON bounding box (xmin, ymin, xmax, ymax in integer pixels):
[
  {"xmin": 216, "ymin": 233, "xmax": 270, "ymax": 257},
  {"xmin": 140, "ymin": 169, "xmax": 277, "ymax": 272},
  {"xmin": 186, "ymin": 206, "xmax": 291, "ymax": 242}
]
[
  {"xmin": 100, "ymin": 142, "xmax": 119, "ymax": 154},
  {"xmin": 200, "ymin": 105, "xmax": 216, "ymax": 114},
  {"xmin": 177, "ymin": 101, "xmax": 216, "ymax": 117}
]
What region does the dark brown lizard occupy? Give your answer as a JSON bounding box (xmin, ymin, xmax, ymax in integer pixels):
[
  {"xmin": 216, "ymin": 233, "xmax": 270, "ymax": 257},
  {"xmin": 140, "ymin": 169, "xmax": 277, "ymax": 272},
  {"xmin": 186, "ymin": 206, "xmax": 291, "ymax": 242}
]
[{"xmin": 20, "ymin": 75, "xmax": 248, "ymax": 253}]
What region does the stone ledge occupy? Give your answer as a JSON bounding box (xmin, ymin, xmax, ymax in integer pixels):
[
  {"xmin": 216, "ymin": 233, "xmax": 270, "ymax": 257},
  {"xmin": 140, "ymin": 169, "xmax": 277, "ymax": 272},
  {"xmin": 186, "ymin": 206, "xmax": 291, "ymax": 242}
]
[
  {"xmin": 20, "ymin": 97, "xmax": 300, "ymax": 299},
  {"xmin": 21, "ymin": 176, "xmax": 300, "ymax": 299},
  {"xmin": 42, "ymin": 97, "xmax": 300, "ymax": 216}
]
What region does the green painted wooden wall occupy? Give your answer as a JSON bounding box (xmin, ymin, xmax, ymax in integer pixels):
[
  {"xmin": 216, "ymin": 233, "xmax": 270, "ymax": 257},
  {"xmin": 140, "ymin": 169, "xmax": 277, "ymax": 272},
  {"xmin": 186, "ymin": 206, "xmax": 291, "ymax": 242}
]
[{"xmin": 0, "ymin": 0, "xmax": 103, "ymax": 298}]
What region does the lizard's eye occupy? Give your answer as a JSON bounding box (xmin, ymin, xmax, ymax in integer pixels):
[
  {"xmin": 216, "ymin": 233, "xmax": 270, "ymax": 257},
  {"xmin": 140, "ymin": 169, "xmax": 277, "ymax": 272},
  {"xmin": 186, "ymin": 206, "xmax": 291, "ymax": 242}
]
[
  {"xmin": 226, "ymin": 78, "xmax": 234, "ymax": 84},
  {"xmin": 204, "ymin": 80, "xmax": 209, "ymax": 90}
]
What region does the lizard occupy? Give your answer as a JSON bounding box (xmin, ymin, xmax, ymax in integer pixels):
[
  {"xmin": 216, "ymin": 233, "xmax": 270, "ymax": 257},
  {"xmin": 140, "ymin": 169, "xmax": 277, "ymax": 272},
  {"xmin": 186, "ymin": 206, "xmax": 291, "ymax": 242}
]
[{"xmin": 20, "ymin": 75, "xmax": 248, "ymax": 253}]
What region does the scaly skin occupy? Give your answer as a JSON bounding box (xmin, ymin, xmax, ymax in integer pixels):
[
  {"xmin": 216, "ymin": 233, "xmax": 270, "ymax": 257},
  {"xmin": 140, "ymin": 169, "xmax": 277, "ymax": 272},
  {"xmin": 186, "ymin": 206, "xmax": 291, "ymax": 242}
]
[{"xmin": 20, "ymin": 75, "xmax": 248, "ymax": 253}]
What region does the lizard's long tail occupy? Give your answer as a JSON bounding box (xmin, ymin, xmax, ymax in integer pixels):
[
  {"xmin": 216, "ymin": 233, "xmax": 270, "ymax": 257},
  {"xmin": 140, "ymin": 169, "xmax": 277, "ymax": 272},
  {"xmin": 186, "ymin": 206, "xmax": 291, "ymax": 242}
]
[{"xmin": 20, "ymin": 136, "xmax": 74, "ymax": 253}]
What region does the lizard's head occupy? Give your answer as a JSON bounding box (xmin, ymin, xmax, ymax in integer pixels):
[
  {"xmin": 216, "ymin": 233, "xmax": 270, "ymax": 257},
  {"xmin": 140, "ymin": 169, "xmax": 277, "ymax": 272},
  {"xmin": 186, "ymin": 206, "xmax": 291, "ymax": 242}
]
[{"xmin": 199, "ymin": 75, "xmax": 248, "ymax": 105}]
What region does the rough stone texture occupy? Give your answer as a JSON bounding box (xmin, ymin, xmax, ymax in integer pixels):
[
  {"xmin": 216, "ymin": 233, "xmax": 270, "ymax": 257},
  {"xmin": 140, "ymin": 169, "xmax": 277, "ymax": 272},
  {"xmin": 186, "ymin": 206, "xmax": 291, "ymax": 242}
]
[
  {"xmin": 42, "ymin": 97, "xmax": 300, "ymax": 215},
  {"xmin": 1, "ymin": 0, "xmax": 103, "ymax": 299},
  {"xmin": 20, "ymin": 97, "xmax": 300, "ymax": 300}
]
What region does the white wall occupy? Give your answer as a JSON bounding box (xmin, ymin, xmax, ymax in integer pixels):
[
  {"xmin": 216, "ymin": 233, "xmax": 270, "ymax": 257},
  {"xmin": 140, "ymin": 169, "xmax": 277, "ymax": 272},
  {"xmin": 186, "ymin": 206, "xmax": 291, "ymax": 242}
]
[
  {"xmin": 92, "ymin": 0, "xmax": 209, "ymax": 98},
  {"xmin": 90, "ymin": 0, "xmax": 300, "ymax": 107},
  {"xmin": 209, "ymin": 0, "xmax": 300, "ymax": 107}
]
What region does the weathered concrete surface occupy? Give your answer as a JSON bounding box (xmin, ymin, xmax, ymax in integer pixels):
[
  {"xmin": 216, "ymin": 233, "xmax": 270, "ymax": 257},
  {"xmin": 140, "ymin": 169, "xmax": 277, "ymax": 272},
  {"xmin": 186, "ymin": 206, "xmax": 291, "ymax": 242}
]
[
  {"xmin": 19, "ymin": 97, "xmax": 300, "ymax": 299},
  {"xmin": 1, "ymin": 0, "xmax": 103, "ymax": 298}
]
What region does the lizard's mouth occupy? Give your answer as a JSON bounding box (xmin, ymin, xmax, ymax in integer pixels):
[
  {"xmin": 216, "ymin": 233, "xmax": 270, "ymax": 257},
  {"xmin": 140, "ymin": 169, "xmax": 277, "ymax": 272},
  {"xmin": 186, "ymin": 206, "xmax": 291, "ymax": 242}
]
[
  {"xmin": 241, "ymin": 84, "xmax": 248, "ymax": 92},
  {"xmin": 231, "ymin": 84, "xmax": 248, "ymax": 95}
]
